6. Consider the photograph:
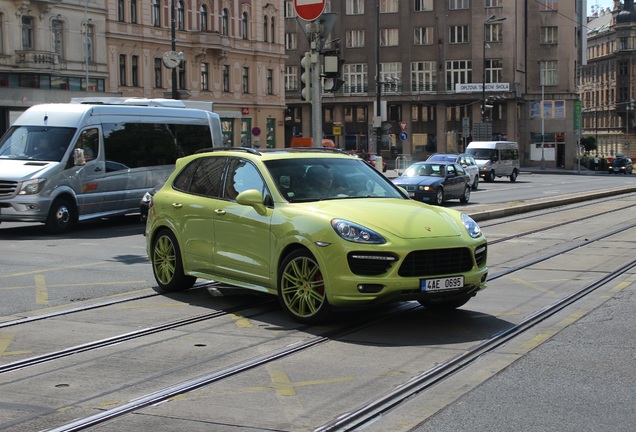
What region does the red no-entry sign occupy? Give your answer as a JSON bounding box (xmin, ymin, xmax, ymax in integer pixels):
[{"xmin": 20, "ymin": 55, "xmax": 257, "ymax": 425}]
[{"xmin": 294, "ymin": 0, "xmax": 326, "ymax": 21}]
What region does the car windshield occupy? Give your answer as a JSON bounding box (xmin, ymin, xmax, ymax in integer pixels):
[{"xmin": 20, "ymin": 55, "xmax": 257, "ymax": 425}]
[
  {"xmin": 403, "ymin": 163, "xmax": 445, "ymax": 177},
  {"xmin": 264, "ymin": 157, "xmax": 404, "ymax": 202},
  {"xmin": 466, "ymin": 148, "xmax": 494, "ymax": 160},
  {"xmin": 0, "ymin": 126, "xmax": 76, "ymax": 162}
]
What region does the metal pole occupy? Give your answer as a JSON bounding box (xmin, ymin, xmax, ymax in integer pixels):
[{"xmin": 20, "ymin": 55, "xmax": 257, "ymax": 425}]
[
  {"xmin": 482, "ymin": 22, "xmax": 487, "ymax": 123},
  {"xmin": 376, "ymin": 1, "xmax": 382, "ymax": 157},
  {"xmin": 171, "ymin": 0, "xmax": 177, "ymax": 99},
  {"xmin": 84, "ymin": 1, "xmax": 89, "ymax": 91},
  {"xmin": 311, "ymin": 35, "xmax": 322, "ymax": 147},
  {"xmin": 541, "ymin": 82, "xmax": 545, "ymax": 169}
]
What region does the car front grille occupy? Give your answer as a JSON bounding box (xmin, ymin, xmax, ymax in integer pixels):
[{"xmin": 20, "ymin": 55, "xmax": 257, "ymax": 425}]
[
  {"xmin": 0, "ymin": 180, "xmax": 18, "ymax": 198},
  {"xmin": 398, "ymin": 247, "xmax": 475, "ymax": 277},
  {"xmin": 475, "ymin": 244, "xmax": 487, "ymax": 267},
  {"xmin": 348, "ymin": 252, "xmax": 399, "ymax": 276}
]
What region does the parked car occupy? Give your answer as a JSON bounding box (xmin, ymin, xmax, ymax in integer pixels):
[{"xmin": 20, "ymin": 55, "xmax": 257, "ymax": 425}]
[
  {"xmin": 146, "ymin": 148, "xmax": 488, "ymax": 324},
  {"xmin": 392, "ymin": 162, "xmax": 471, "ymax": 205},
  {"xmin": 608, "ymin": 153, "xmax": 633, "ymax": 174},
  {"xmin": 140, "ymin": 182, "xmax": 164, "ymax": 223},
  {"xmin": 427, "ymin": 153, "xmax": 480, "ymax": 190}
]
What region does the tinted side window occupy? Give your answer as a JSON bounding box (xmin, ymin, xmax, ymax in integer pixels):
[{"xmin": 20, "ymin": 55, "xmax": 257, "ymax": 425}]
[
  {"xmin": 223, "ymin": 158, "xmax": 265, "ymax": 200},
  {"xmin": 173, "ymin": 159, "xmax": 201, "ymax": 192},
  {"xmin": 189, "ymin": 157, "xmax": 226, "ymax": 197}
]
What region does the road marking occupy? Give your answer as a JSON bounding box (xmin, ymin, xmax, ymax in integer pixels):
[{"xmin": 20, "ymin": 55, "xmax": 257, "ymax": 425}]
[
  {"xmin": 0, "ymin": 281, "xmax": 147, "ymax": 292},
  {"xmin": 0, "ymin": 261, "xmax": 111, "ymax": 278},
  {"xmin": 0, "ymin": 334, "xmax": 32, "ymax": 356},
  {"xmin": 520, "ymin": 309, "xmax": 587, "ymax": 350},
  {"xmin": 231, "ymin": 313, "xmax": 253, "ymax": 328},
  {"xmin": 246, "ymin": 371, "xmax": 355, "ymax": 396},
  {"xmin": 35, "ymin": 275, "xmax": 48, "ymax": 304}
]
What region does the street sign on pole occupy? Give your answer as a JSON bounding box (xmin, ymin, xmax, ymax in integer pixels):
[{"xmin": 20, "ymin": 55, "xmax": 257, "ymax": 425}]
[{"xmin": 294, "ymin": 0, "xmax": 326, "ymax": 21}]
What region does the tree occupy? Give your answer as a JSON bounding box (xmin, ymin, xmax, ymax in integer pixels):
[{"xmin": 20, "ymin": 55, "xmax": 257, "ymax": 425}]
[{"xmin": 580, "ymin": 136, "xmax": 597, "ymax": 153}]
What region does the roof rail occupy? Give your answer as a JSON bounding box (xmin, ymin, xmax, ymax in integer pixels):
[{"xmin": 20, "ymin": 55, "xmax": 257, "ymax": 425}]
[
  {"xmin": 262, "ymin": 147, "xmax": 349, "ymax": 155},
  {"xmin": 194, "ymin": 147, "xmax": 261, "ymax": 155},
  {"xmin": 70, "ymin": 97, "xmax": 187, "ymax": 108}
]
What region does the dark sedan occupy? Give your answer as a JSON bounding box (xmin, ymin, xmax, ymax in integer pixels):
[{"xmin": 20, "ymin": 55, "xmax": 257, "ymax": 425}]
[
  {"xmin": 608, "ymin": 154, "xmax": 633, "ymax": 175},
  {"xmin": 392, "ymin": 162, "xmax": 471, "ymax": 205}
]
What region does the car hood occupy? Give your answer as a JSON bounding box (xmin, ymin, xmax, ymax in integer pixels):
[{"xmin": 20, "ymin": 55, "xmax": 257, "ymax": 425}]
[
  {"xmin": 0, "ymin": 159, "xmax": 55, "ymax": 180},
  {"xmin": 298, "ymin": 198, "xmax": 463, "ymax": 239},
  {"xmin": 393, "ymin": 176, "xmax": 442, "ymax": 187}
]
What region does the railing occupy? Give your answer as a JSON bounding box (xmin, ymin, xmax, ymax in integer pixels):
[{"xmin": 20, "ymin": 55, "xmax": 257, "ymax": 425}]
[
  {"xmin": 15, "ymin": 50, "xmax": 59, "ymax": 68},
  {"xmin": 394, "ymin": 154, "xmax": 412, "ymax": 175}
]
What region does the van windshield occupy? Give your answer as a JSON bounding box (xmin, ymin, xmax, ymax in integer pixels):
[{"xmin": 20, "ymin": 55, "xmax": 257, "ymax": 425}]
[
  {"xmin": 0, "ymin": 126, "xmax": 76, "ymax": 162},
  {"xmin": 466, "ymin": 148, "xmax": 494, "ymax": 160}
]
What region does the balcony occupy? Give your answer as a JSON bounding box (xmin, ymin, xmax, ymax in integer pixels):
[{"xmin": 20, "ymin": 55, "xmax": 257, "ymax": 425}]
[{"xmin": 15, "ymin": 50, "xmax": 60, "ymax": 69}]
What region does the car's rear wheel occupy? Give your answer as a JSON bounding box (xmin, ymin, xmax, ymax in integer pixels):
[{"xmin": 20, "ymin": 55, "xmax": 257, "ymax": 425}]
[
  {"xmin": 509, "ymin": 169, "xmax": 518, "ymax": 182},
  {"xmin": 419, "ymin": 295, "xmax": 471, "ymax": 310},
  {"xmin": 278, "ymin": 249, "xmax": 330, "ymax": 324},
  {"xmin": 151, "ymin": 229, "xmax": 196, "ymax": 292},
  {"xmin": 460, "ymin": 185, "xmax": 470, "ymax": 203},
  {"xmin": 471, "ymin": 175, "xmax": 479, "ymax": 190},
  {"xmin": 432, "ymin": 188, "xmax": 444, "ymax": 205},
  {"xmin": 485, "ymin": 170, "xmax": 495, "ymax": 182}
]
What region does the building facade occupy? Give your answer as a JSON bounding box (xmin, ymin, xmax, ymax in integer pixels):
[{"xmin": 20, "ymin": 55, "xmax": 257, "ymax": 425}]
[
  {"xmin": 0, "ymin": 0, "xmax": 287, "ymax": 148},
  {"xmin": 284, "ymin": 0, "xmax": 583, "ymax": 169}
]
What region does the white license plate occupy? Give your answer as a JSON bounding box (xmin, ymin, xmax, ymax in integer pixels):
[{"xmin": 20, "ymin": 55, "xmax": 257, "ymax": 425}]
[
  {"xmin": 421, "ymin": 276, "xmax": 464, "ymax": 292},
  {"xmin": 408, "ymin": 192, "xmax": 415, "ymax": 197}
]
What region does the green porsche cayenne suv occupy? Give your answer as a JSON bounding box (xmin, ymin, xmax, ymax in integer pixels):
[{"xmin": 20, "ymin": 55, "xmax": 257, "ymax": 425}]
[{"xmin": 146, "ymin": 148, "xmax": 488, "ymax": 324}]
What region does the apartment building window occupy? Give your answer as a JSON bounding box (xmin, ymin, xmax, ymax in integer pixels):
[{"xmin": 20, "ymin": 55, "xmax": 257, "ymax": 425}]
[
  {"xmin": 0, "ymin": 15, "xmax": 4, "ymax": 54},
  {"xmin": 178, "ymin": 62, "xmax": 186, "ymax": 89},
  {"xmin": 380, "ymin": 62, "xmax": 401, "ymax": 94},
  {"xmin": 271, "ymin": 18, "xmax": 275, "ymax": 43},
  {"xmin": 540, "ymin": 0, "xmax": 558, "ymax": 11},
  {"xmin": 485, "ymin": 23, "xmax": 503, "ymax": 42},
  {"xmin": 131, "ymin": 0, "xmax": 137, "ymax": 23},
  {"xmin": 380, "ymin": 29, "xmax": 399, "ymax": 46},
  {"xmin": 540, "ymin": 60, "xmax": 558, "ymax": 86},
  {"xmin": 263, "ymin": 16, "xmax": 268, "ymax": 42},
  {"xmin": 346, "ymin": 0, "xmax": 364, "ymax": 15},
  {"xmin": 241, "ymin": 12, "xmax": 248, "ymax": 39},
  {"xmin": 154, "ymin": 58, "xmax": 162, "ymax": 88},
  {"xmin": 132, "ymin": 55, "xmax": 139, "ymax": 87},
  {"xmin": 445, "ymin": 60, "xmax": 472, "ymax": 91},
  {"xmin": 485, "ymin": 59, "xmax": 503, "ymax": 83},
  {"xmin": 285, "ymin": 66, "xmax": 298, "ymax": 91},
  {"xmin": 414, "ymin": 27, "xmax": 433, "ymax": 45},
  {"xmin": 380, "ymin": 0, "xmax": 398, "ymax": 13},
  {"xmin": 242, "ymin": 67, "xmax": 249, "ymax": 93},
  {"xmin": 177, "ymin": 1, "xmax": 185, "ymax": 30},
  {"xmin": 118, "ymin": 0, "xmax": 125, "ymax": 22},
  {"xmin": 284, "ymin": 1, "xmax": 296, "ymax": 18},
  {"xmin": 414, "ymin": 0, "xmax": 433, "ymax": 11},
  {"xmin": 449, "ymin": 0, "xmax": 469, "ymax": 10},
  {"xmin": 485, "ymin": 0, "xmax": 502, "ymax": 6},
  {"xmin": 343, "ymin": 64, "xmax": 367, "ymax": 94},
  {"xmin": 540, "ymin": 27, "xmax": 558, "ymax": 44},
  {"xmin": 267, "ymin": 69, "xmax": 273, "ymax": 95},
  {"xmin": 619, "ymin": 37, "xmax": 628, "ymax": 50},
  {"xmin": 346, "ymin": 30, "xmax": 364, "ymax": 48},
  {"xmin": 222, "ymin": 9, "xmax": 229, "ymax": 35},
  {"xmin": 200, "ymin": 5, "xmax": 208, "ymax": 31},
  {"xmin": 119, "ymin": 54, "xmax": 127, "ymax": 86},
  {"xmin": 86, "ymin": 24, "xmax": 94, "ymax": 62},
  {"xmin": 411, "ymin": 61, "xmax": 437, "ymax": 92},
  {"xmin": 201, "ymin": 62, "xmax": 209, "ymax": 90},
  {"xmin": 153, "ymin": 0, "xmax": 161, "ymax": 26},
  {"xmin": 52, "ymin": 20, "xmax": 64, "ymax": 59},
  {"xmin": 22, "ymin": 16, "xmax": 35, "ymax": 50},
  {"xmin": 449, "ymin": 26, "xmax": 469, "ymax": 44},
  {"xmin": 285, "ymin": 32, "xmax": 297, "ymax": 50},
  {"xmin": 222, "ymin": 65, "xmax": 230, "ymax": 92}
]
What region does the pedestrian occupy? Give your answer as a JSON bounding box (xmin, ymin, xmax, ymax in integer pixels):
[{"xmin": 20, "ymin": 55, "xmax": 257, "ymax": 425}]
[{"xmin": 594, "ymin": 155, "xmax": 599, "ymax": 171}]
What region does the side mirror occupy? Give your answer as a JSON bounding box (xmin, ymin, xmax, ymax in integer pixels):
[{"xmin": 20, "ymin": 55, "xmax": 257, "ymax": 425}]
[{"xmin": 236, "ymin": 189, "xmax": 267, "ymax": 215}]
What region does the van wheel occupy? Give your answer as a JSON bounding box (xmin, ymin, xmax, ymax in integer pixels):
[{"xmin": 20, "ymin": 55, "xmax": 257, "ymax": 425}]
[
  {"xmin": 45, "ymin": 197, "xmax": 77, "ymax": 234},
  {"xmin": 151, "ymin": 229, "xmax": 196, "ymax": 292},
  {"xmin": 509, "ymin": 169, "xmax": 518, "ymax": 182},
  {"xmin": 486, "ymin": 170, "xmax": 495, "ymax": 182}
]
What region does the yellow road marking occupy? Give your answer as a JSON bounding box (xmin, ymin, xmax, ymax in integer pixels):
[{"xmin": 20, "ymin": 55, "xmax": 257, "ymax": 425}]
[
  {"xmin": 0, "ymin": 261, "xmax": 112, "ymax": 278},
  {"xmin": 611, "ymin": 275, "xmax": 635, "ymax": 293},
  {"xmin": 521, "ymin": 309, "xmax": 587, "ymax": 350},
  {"xmin": 0, "ymin": 281, "xmax": 147, "ymax": 292},
  {"xmin": 0, "ymin": 334, "xmax": 32, "ymax": 356},
  {"xmin": 246, "ymin": 371, "xmax": 355, "ymax": 396},
  {"xmin": 35, "ymin": 275, "xmax": 48, "ymax": 304},
  {"xmin": 231, "ymin": 313, "xmax": 253, "ymax": 328},
  {"xmin": 509, "ymin": 277, "xmax": 555, "ymax": 294}
]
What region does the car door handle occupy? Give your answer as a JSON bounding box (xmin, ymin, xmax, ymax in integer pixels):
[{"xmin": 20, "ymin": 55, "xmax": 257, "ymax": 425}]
[
  {"xmin": 171, "ymin": 203, "xmax": 183, "ymax": 209},
  {"xmin": 215, "ymin": 209, "xmax": 226, "ymax": 215},
  {"xmin": 94, "ymin": 167, "xmax": 102, "ymax": 172}
]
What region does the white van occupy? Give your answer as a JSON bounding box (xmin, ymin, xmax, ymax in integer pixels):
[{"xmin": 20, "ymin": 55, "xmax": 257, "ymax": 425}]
[
  {"xmin": 0, "ymin": 98, "xmax": 223, "ymax": 233},
  {"xmin": 465, "ymin": 141, "xmax": 520, "ymax": 182}
]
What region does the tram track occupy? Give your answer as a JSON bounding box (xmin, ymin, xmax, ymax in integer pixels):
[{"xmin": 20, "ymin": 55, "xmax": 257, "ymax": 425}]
[{"xmin": 5, "ymin": 196, "xmax": 629, "ymax": 432}]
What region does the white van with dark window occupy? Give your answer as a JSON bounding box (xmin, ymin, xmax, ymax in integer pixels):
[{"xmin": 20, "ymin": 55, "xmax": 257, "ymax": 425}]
[
  {"xmin": 0, "ymin": 98, "xmax": 223, "ymax": 233},
  {"xmin": 465, "ymin": 141, "xmax": 520, "ymax": 182}
]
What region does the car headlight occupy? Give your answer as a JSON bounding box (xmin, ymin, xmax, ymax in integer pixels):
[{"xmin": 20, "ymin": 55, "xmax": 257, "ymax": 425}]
[
  {"xmin": 141, "ymin": 191, "xmax": 153, "ymax": 203},
  {"xmin": 18, "ymin": 178, "xmax": 47, "ymax": 195},
  {"xmin": 419, "ymin": 185, "xmax": 432, "ymax": 191},
  {"xmin": 331, "ymin": 219, "xmax": 386, "ymax": 244},
  {"xmin": 461, "ymin": 213, "xmax": 482, "ymax": 238}
]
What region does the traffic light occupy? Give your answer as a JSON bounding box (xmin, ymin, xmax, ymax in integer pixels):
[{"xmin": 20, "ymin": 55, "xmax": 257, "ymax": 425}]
[
  {"xmin": 300, "ymin": 52, "xmax": 312, "ymax": 102},
  {"xmin": 629, "ymin": 99, "xmax": 635, "ymax": 111}
]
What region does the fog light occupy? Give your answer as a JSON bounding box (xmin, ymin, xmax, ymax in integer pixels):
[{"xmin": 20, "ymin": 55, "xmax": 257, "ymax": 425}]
[
  {"xmin": 27, "ymin": 204, "xmax": 39, "ymax": 210},
  {"xmin": 357, "ymin": 284, "xmax": 384, "ymax": 293},
  {"xmin": 481, "ymin": 273, "xmax": 488, "ymax": 282}
]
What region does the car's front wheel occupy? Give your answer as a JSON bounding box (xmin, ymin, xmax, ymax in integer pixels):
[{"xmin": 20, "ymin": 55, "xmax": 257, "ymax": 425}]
[
  {"xmin": 151, "ymin": 229, "xmax": 196, "ymax": 292},
  {"xmin": 46, "ymin": 197, "xmax": 77, "ymax": 234},
  {"xmin": 278, "ymin": 249, "xmax": 330, "ymax": 324},
  {"xmin": 432, "ymin": 188, "xmax": 444, "ymax": 205},
  {"xmin": 419, "ymin": 294, "xmax": 472, "ymax": 310},
  {"xmin": 471, "ymin": 175, "xmax": 479, "ymax": 190},
  {"xmin": 485, "ymin": 170, "xmax": 495, "ymax": 182},
  {"xmin": 509, "ymin": 169, "xmax": 518, "ymax": 182}
]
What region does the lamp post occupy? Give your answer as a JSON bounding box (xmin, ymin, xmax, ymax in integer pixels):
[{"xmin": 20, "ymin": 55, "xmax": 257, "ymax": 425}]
[
  {"xmin": 83, "ymin": 0, "xmax": 91, "ymax": 91},
  {"xmin": 541, "ymin": 80, "xmax": 545, "ymax": 169},
  {"xmin": 375, "ymin": 1, "xmax": 382, "ymax": 157},
  {"xmin": 482, "ymin": 15, "xmax": 506, "ymax": 123},
  {"xmin": 171, "ymin": 0, "xmax": 177, "ymax": 99}
]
